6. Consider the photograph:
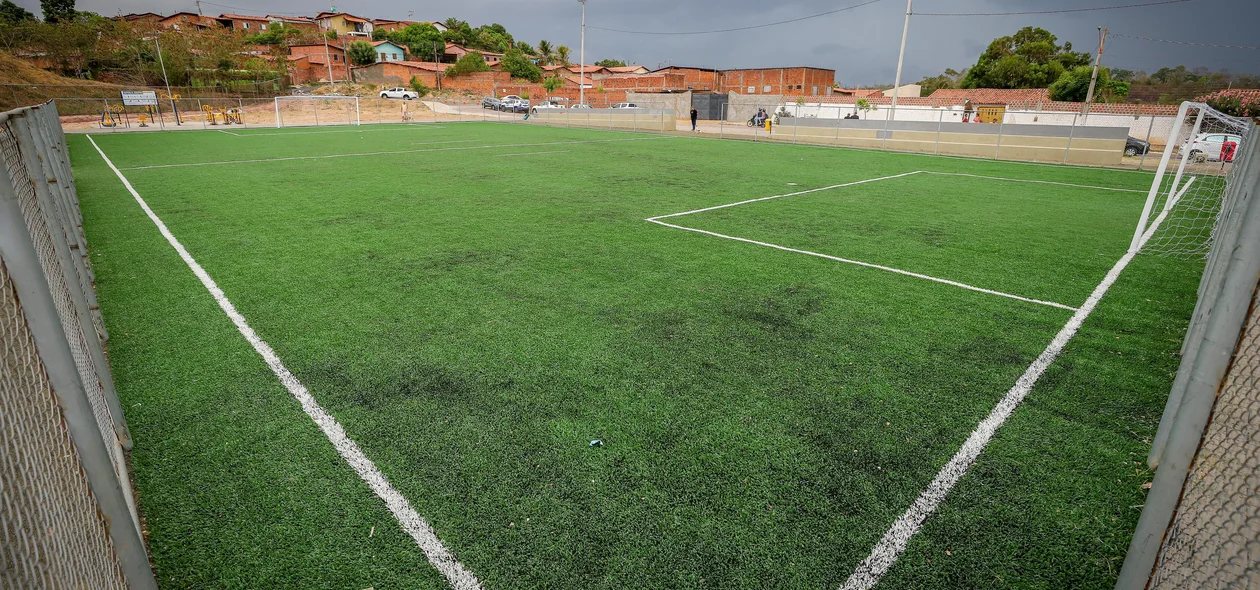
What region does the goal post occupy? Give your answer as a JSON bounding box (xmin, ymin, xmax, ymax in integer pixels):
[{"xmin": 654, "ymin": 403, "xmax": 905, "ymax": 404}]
[
  {"xmin": 273, "ymin": 95, "xmax": 361, "ymax": 129},
  {"xmin": 1130, "ymin": 101, "xmax": 1253, "ymax": 257}
]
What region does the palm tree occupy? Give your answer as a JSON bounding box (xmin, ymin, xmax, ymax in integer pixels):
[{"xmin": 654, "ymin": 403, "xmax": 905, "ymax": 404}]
[
  {"xmin": 556, "ymin": 45, "xmax": 571, "ymax": 66},
  {"xmin": 537, "ymin": 39, "xmax": 553, "ymax": 65}
]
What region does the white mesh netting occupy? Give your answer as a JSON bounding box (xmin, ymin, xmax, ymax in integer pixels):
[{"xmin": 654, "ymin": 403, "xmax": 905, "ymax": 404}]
[
  {"xmin": 1139, "ymin": 102, "xmax": 1252, "ymax": 258},
  {"xmin": 275, "ymin": 96, "xmax": 361, "ymax": 128}
]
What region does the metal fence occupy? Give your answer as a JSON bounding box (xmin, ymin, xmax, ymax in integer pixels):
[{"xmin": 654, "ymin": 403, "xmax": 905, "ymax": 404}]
[
  {"xmin": 1116, "ymin": 119, "xmax": 1259, "ymax": 589},
  {"xmin": 0, "ymin": 101, "xmax": 155, "ymax": 588}
]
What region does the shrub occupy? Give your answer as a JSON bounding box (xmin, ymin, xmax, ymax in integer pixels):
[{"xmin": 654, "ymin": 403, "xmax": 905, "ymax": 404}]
[
  {"xmin": 444, "ymin": 52, "xmax": 490, "ymax": 77},
  {"xmin": 1198, "ymin": 89, "xmax": 1260, "ymax": 120},
  {"xmin": 409, "ymin": 76, "xmax": 430, "ymax": 98}
]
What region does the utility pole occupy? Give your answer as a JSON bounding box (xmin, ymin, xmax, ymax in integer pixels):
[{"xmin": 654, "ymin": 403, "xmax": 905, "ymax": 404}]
[
  {"xmin": 887, "ymin": 0, "xmax": 913, "ymax": 122},
  {"xmin": 153, "ymin": 34, "xmax": 178, "ymax": 125},
  {"xmin": 579, "ymin": 0, "xmax": 586, "ymax": 106},
  {"xmin": 1082, "ymin": 27, "xmax": 1109, "ymax": 118},
  {"xmin": 323, "ymin": 30, "xmax": 335, "ymax": 83},
  {"xmin": 194, "ymin": 0, "xmax": 202, "ymax": 15}
]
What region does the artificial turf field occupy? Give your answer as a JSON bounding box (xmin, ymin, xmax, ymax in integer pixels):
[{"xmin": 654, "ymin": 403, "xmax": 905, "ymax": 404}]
[{"xmin": 68, "ymin": 122, "xmax": 1201, "ymax": 589}]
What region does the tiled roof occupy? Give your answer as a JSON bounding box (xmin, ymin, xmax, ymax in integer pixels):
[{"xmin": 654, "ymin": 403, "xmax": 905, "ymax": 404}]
[
  {"xmin": 606, "ymin": 66, "xmax": 647, "ymax": 73},
  {"xmin": 382, "ymin": 61, "xmax": 444, "ymax": 71},
  {"xmin": 926, "ymin": 88, "xmax": 1051, "ymax": 104},
  {"xmin": 267, "ymin": 14, "xmax": 315, "ymax": 23},
  {"xmin": 563, "ymin": 74, "xmax": 595, "ymax": 86},
  {"xmin": 218, "ymin": 13, "xmax": 270, "ymax": 21}
]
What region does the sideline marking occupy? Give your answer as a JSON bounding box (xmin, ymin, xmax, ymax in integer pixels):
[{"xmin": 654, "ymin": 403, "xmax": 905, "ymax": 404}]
[
  {"xmin": 839, "ymin": 185, "xmax": 1181, "ymax": 590},
  {"xmin": 118, "ymin": 136, "xmax": 673, "ymax": 170},
  {"xmin": 218, "ymin": 125, "xmax": 448, "ymax": 137},
  {"xmin": 495, "ymin": 150, "xmax": 572, "ymax": 157},
  {"xmin": 86, "ymin": 135, "xmax": 483, "ymax": 590},
  {"xmin": 647, "ymin": 218, "xmax": 1078, "ymax": 311}
]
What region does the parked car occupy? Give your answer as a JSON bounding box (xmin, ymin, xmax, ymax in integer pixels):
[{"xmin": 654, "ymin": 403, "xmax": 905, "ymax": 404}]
[
  {"xmin": 482, "ymin": 97, "xmax": 501, "ymax": 109},
  {"xmin": 570, "ymin": 103, "xmax": 593, "ymax": 110},
  {"xmin": 380, "ymin": 87, "xmax": 419, "ymax": 100},
  {"xmin": 500, "ymin": 98, "xmax": 530, "ymax": 113},
  {"xmin": 530, "ymin": 103, "xmax": 566, "ymax": 114},
  {"xmin": 611, "ymin": 102, "xmax": 639, "ymax": 109},
  {"xmin": 1179, "ymin": 132, "xmax": 1243, "ymax": 162},
  {"xmin": 1124, "ymin": 136, "xmax": 1150, "ymax": 157}
]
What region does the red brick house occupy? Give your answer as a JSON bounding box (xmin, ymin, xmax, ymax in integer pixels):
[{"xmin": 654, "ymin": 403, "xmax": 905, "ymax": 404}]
[
  {"xmin": 654, "ymin": 66, "xmax": 721, "ymax": 91},
  {"xmin": 158, "ymin": 12, "xmax": 220, "ymax": 31},
  {"xmin": 266, "ymin": 15, "xmax": 319, "ymax": 32},
  {"xmin": 216, "ymin": 13, "xmax": 272, "ymax": 32},
  {"xmin": 289, "ymin": 42, "xmax": 350, "ymax": 82},
  {"xmin": 719, "ymin": 67, "xmax": 835, "ymax": 96}
]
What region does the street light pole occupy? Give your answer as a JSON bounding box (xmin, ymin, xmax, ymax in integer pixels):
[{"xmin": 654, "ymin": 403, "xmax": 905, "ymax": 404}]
[
  {"xmin": 1082, "ymin": 27, "xmax": 1109, "ymax": 119},
  {"xmin": 579, "ymin": 0, "xmax": 586, "ymax": 107},
  {"xmin": 888, "ymin": 0, "xmax": 912, "ymax": 123}
]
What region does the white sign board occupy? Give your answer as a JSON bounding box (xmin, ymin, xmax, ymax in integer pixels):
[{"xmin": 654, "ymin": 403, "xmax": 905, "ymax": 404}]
[{"xmin": 120, "ymin": 90, "xmax": 159, "ymax": 106}]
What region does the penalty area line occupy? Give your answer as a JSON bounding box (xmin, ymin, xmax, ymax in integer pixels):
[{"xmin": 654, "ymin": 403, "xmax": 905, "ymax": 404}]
[
  {"xmin": 646, "ymin": 219, "xmax": 1077, "ymax": 311},
  {"xmin": 85, "ymin": 135, "xmax": 483, "ymax": 590},
  {"xmin": 838, "ymin": 175, "xmax": 1181, "ymax": 590},
  {"xmin": 496, "ymin": 150, "xmax": 572, "ymax": 157}
]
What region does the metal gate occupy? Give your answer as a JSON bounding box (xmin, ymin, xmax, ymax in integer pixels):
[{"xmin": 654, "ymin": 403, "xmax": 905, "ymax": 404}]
[{"xmin": 691, "ymin": 93, "xmax": 728, "ymax": 121}]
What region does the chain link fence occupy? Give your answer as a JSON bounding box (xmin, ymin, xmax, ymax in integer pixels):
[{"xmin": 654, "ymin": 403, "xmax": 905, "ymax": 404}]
[
  {"xmin": 0, "ymin": 101, "xmax": 155, "ymax": 588},
  {"xmin": 1116, "ymin": 117, "xmax": 1259, "ymax": 590}
]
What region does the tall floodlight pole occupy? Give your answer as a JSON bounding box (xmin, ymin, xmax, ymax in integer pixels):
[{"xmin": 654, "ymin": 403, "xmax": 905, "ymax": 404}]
[
  {"xmin": 579, "ymin": 0, "xmax": 586, "ymax": 106},
  {"xmin": 1082, "ymin": 27, "xmax": 1109, "ymax": 119},
  {"xmin": 888, "ymin": 0, "xmax": 912, "ymax": 122}
]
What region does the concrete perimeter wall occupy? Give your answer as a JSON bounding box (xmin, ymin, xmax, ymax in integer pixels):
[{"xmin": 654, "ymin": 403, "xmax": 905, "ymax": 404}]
[
  {"xmin": 625, "ymin": 92, "xmax": 692, "ymax": 118},
  {"xmin": 777, "ymin": 119, "xmax": 1129, "ymax": 167},
  {"xmin": 528, "ymin": 109, "xmax": 677, "ymax": 132}
]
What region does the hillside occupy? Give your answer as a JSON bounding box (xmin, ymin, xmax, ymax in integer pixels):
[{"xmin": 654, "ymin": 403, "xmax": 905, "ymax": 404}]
[{"xmin": 1, "ymin": 52, "xmax": 121, "ymax": 110}]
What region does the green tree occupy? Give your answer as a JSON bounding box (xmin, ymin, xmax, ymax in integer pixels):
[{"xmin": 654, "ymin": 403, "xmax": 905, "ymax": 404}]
[
  {"xmin": 542, "ymin": 74, "xmax": 564, "ymax": 94},
  {"xmin": 515, "ymin": 41, "xmax": 536, "ymax": 56},
  {"xmin": 916, "ymin": 67, "xmax": 967, "ymax": 97},
  {"xmin": 40, "ymin": 0, "xmax": 74, "ymax": 23},
  {"xmin": 249, "ymin": 23, "xmax": 302, "ymax": 46},
  {"xmin": 960, "ymin": 27, "xmax": 1090, "ymax": 89},
  {"xmin": 393, "ymin": 22, "xmax": 444, "ymax": 61},
  {"xmin": 501, "ymin": 47, "xmax": 542, "ymax": 82},
  {"xmin": 444, "ymin": 51, "xmax": 490, "ymax": 76},
  {"xmin": 536, "ymin": 39, "xmax": 553, "ymax": 64},
  {"xmin": 555, "ymin": 45, "xmax": 571, "ymax": 65},
  {"xmin": 855, "ymin": 98, "xmax": 877, "ymax": 118},
  {"xmin": 1048, "ymin": 65, "xmax": 1129, "ymax": 102},
  {"xmin": 0, "ymin": 0, "xmax": 35, "ymax": 25},
  {"xmin": 347, "ymin": 40, "xmax": 376, "ymax": 66},
  {"xmin": 595, "ymin": 58, "xmax": 626, "ymax": 67}
]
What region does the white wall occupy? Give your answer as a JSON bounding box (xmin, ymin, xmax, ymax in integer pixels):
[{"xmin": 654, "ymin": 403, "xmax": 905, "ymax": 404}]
[{"xmin": 777, "ymin": 102, "xmax": 1178, "ymax": 143}]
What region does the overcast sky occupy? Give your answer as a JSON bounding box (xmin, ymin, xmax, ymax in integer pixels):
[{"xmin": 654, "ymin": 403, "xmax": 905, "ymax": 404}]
[{"xmin": 24, "ymin": 0, "xmax": 1260, "ymax": 84}]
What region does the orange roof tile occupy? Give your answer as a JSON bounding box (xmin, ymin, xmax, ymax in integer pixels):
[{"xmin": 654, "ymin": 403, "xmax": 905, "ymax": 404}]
[{"xmin": 926, "ymin": 88, "xmax": 1051, "ymax": 104}]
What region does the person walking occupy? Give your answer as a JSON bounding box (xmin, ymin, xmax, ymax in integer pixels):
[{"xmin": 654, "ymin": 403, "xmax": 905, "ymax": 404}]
[{"xmin": 690, "ymin": 107, "xmax": 698, "ymax": 132}]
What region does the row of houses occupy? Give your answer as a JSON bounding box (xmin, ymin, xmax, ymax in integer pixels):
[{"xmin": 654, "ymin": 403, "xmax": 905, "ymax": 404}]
[{"xmin": 116, "ymin": 10, "xmax": 449, "ymax": 38}]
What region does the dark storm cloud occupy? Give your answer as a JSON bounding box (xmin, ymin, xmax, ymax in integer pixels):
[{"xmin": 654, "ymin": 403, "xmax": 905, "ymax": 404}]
[{"xmin": 26, "ymin": 0, "xmax": 1260, "ymax": 82}]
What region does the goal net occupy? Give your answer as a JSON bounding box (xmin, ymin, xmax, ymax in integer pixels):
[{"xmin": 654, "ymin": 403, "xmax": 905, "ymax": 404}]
[
  {"xmin": 274, "ymin": 95, "xmax": 361, "ymax": 128},
  {"xmin": 1132, "ymin": 101, "xmax": 1253, "ymax": 258}
]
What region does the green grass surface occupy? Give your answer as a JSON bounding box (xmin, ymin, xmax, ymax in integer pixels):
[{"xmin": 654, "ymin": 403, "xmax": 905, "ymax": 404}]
[{"xmin": 69, "ymin": 122, "xmax": 1199, "ymax": 589}]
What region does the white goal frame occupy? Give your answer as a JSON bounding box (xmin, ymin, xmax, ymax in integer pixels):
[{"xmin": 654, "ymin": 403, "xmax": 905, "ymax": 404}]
[
  {"xmin": 1130, "ymin": 101, "xmax": 1251, "ymax": 253},
  {"xmin": 273, "ymin": 95, "xmax": 361, "ymax": 129}
]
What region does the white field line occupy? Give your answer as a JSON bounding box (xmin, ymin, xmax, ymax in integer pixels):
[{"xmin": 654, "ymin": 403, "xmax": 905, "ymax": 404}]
[
  {"xmin": 118, "ymin": 136, "xmax": 672, "ymax": 170},
  {"xmin": 919, "ymin": 171, "xmax": 1148, "ymax": 193},
  {"xmin": 86, "ymin": 135, "xmax": 483, "ymax": 590},
  {"xmin": 678, "ymin": 129, "xmax": 1156, "ymax": 176},
  {"xmin": 648, "ymin": 172, "xmax": 924, "ymax": 221},
  {"xmin": 220, "ymin": 125, "xmax": 448, "ymax": 137},
  {"xmin": 647, "ymin": 219, "xmax": 1078, "ymax": 311},
  {"xmin": 495, "ymin": 150, "xmax": 572, "ymax": 157},
  {"xmin": 838, "ymin": 182, "xmax": 1181, "ymax": 590}
]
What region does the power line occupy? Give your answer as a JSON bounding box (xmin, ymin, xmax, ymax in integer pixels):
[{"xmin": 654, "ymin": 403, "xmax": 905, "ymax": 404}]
[
  {"xmin": 916, "ymin": 0, "xmax": 1192, "ymax": 17},
  {"xmin": 588, "ymin": 0, "xmax": 885, "ymax": 35},
  {"xmin": 1111, "ymin": 32, "xmax": 1259, "ymax": 51}
]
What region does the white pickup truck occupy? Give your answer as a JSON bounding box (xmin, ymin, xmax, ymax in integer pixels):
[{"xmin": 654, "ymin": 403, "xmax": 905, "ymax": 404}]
[{"xmin": 379, "ymin": 87, "xmax": 419, "ymax": 100}]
